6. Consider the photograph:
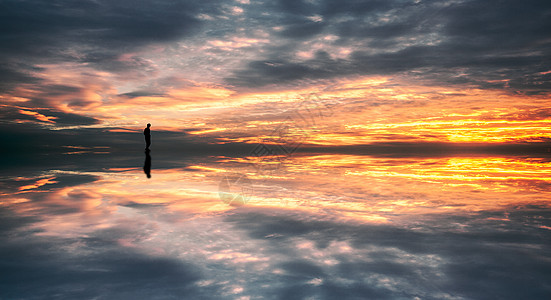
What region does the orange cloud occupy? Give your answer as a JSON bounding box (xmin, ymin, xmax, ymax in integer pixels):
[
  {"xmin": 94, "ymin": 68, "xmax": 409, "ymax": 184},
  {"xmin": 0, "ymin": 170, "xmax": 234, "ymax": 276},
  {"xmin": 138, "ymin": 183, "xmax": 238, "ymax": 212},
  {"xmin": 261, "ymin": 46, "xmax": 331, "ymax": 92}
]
[{"xmin": 18, "ymin": 109, "xmax": 57, "ymax": 123}]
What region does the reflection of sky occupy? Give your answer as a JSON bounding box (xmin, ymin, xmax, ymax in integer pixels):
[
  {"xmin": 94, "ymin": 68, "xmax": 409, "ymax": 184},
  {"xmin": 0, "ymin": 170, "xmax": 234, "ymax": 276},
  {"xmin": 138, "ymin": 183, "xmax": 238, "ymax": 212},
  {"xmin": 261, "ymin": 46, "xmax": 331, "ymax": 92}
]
[
  {"xmin": 2, "ymin": 1, "xmax": 551, "ymax": 297},
  {"xmin": 1, "ymin": 152, "xmax": 550, "ymax": 299}
]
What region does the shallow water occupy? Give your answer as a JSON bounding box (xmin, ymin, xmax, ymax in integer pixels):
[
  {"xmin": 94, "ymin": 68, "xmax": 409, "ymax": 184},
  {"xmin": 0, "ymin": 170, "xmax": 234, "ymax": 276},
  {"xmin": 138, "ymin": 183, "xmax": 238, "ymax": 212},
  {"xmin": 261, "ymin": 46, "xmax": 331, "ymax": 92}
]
[{"xmin": 1, "ymin": 150, "xmax": 551, "ymax": 299}]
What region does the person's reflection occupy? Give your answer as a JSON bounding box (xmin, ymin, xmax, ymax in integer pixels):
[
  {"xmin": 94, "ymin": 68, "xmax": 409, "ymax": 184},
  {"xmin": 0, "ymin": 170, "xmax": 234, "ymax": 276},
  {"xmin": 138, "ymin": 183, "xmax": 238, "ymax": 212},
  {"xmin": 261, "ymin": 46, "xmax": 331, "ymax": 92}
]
[{"xmin": 144, "ymin": 149, "xmax": 151, "ymax": 178}]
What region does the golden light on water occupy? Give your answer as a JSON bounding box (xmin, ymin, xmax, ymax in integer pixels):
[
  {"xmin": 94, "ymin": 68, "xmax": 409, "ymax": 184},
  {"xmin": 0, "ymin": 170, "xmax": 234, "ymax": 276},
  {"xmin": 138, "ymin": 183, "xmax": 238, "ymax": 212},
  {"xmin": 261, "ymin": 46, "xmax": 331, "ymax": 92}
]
[{"xmin": 4, "ymin": 154, "xmax": 549, "ymax": 233}]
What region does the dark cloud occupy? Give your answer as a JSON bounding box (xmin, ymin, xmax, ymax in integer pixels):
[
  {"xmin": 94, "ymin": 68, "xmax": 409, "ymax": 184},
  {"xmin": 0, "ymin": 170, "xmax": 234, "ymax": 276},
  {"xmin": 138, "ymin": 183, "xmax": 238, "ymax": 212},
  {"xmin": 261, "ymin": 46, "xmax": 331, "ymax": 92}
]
[
  {"xmin": 0, "ymin": 0, "xmax": 202, "ymax": 52},
  {"xmin": 0, "ymin": 106, "xmax": 100, "ymax": 127},
  {"xmin": 0, "ymin": 63, "xmax": 43, "ymax": 92},
  {"xmin": 273, "ymin": 0, "xmax": 394, "ymax": 18},
  {"xmin": 227, "ymin": 0, "xmax": 551, "ymax": 94},
  {"xmin": 121, "ymin": 201, "xmax": 168, "ymax": 209},
  {"xmin": 2, "ymin": 0, "xmax": 549, "ymax": 93},
  {"xmin": 337, "ymin": 22, "xmax": 413, "ymax": 40},
  {"xmin": 319, "ymin": 0, "xmax": 393, "ymax": 17},
  {"xmin": 227, "ymin": 52, "xmax": 347, "ymax": 87},
  {"xmin": 275, "ymin": 0, "xmax": 316, "ymax": 15},
  {"xmin": 118, "ymin": 90, "xmax": 168, "ymax": 99},
  {"xmin": 0, "ymin": 0, "xmax": 210, "ymax": 87},
  {"xmin": 278, "ymin": 19, "xmax": 326, "ymax": 39}
]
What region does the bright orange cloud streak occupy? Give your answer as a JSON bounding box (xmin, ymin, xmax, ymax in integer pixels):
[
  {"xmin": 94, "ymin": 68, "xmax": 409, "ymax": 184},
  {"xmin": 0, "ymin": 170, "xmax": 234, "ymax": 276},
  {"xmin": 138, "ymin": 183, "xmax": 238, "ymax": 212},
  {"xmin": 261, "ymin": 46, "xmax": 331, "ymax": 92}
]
[{"xmin": 18, "ymin": 110, "xmax": 57, "ymax": 123}]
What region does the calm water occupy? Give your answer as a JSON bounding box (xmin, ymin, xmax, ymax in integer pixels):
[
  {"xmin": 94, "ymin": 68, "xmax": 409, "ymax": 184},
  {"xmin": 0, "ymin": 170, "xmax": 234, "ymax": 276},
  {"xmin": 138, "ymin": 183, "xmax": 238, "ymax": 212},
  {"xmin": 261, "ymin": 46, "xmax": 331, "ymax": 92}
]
[{"xmin": 1, "ymin": 150, "xmax": 551, "ymax": 299}]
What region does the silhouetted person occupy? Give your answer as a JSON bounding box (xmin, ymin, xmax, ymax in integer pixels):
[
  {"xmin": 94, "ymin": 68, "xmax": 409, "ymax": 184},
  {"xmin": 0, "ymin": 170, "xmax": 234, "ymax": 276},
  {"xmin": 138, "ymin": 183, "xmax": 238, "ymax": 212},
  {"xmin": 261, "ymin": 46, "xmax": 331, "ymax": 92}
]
[
  {"xmin": 144, "ymin": 123, "xmax": 151, "ymax": 149},
  {"xmin": 144, "ymin": 149, "xmax": 151, "ymax": 178}
]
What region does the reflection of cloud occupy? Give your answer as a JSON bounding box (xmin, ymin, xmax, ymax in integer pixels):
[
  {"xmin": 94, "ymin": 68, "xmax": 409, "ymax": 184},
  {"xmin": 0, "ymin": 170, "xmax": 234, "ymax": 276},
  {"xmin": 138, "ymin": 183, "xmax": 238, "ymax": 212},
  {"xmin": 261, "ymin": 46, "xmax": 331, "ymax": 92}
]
[
  {"xmin": 1, "ymin": 152, "xmax": 550, "ymax": 298},
  {"xmin": 18, "ymin": 176, "xmax": 58, "ymax": 191},
  {"xmin": 0, "ymin": 206, "xmax": 204, "ymax": 298},
  {"xmin": 2, "ymin": 173, "xmax": 100, "ymax": 196},
  {"xmin": 218, "ymin": 154, "xmax": 551, "ymax": 219},
  {"xmin": 224, "ymin": 208, "xmax": 551, "ymax": 299}
]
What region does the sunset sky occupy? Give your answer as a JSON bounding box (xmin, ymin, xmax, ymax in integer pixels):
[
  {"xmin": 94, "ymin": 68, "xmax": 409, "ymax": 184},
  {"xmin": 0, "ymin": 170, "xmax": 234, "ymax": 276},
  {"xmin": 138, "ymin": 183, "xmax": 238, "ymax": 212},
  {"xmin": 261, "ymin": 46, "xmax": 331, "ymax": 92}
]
[
  {"xmin": 1, "ymin": 0, "xmax": 550, "ymax": 150},
  {"xmin": 1, "ymin": 1, "xmax": 551, "ymax": 299}
]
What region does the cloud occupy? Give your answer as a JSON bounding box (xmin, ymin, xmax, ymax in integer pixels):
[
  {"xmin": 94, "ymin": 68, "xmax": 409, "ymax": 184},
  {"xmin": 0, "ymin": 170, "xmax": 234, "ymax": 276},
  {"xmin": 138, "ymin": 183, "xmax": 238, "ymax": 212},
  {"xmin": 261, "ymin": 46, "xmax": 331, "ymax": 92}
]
[
  {"xmin": 118, "ymin": 90, "xmax": 168, "ymax": 99},
  {"xmin": 2, "ymin": 0, "xmax": 550, "ymax": 96},
  {"xmin": 0, "ymin": 105, "xmax": 100, "ymax": 127},
  {"xmin": 277, "ymin": 18, "xmax": 327, "ymax": 39},
  {"xmin": 0, "ymin": 0, "xmax": 209, "ymax": 88},
  {"xmin": 0, "ymin": 0, "xmax": 203, "ymax": 53},
  {"xmin": 226, "ymin": 0, "xmax": 551, "ymax": 94},
  {"xmin": 0, "ymin": 63, "xmax": 43, "ymax": 92}
]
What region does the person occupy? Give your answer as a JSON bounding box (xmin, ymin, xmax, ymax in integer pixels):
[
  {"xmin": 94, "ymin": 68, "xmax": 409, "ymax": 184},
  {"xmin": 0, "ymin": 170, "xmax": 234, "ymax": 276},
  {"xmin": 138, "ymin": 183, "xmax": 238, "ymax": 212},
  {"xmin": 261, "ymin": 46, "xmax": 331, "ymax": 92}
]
[{"xmin": 144, "ymin": 123, "xmax": 151, "ymax": 149}]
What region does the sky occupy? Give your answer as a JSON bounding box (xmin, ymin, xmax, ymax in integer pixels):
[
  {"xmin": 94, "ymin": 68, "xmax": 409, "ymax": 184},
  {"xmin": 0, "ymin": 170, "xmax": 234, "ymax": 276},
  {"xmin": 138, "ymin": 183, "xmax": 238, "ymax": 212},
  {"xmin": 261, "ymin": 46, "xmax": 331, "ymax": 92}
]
[
  {"xmin": 1, "ymin": 0, "xmax": 550, "ymax": 150},
  {"xmin": 1, "ymin": 1, "xmax": 551, "ymax": 299}
]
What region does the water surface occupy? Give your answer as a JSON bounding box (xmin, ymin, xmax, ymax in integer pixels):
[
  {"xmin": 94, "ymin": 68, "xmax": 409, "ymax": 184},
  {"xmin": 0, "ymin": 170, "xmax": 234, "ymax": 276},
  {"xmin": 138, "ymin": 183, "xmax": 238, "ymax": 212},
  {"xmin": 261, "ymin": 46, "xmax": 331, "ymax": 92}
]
[{"xmin": 1, "ymin": 150, "xmax": 550, "ymax": 299}]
